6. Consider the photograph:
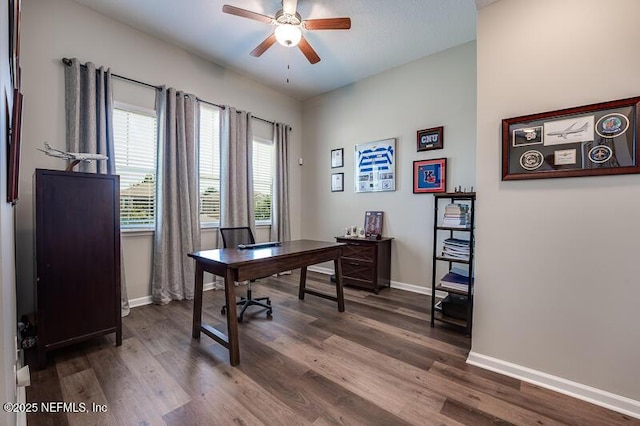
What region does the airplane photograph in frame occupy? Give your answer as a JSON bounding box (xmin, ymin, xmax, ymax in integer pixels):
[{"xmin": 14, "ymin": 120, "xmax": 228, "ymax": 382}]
[
  {"xmin": 543, "ymin": 115, "xmax": 594, "ymax": 145},
  {"xmin": 502, "ymin": 95, "xmax": 640, "ymax": 180}
]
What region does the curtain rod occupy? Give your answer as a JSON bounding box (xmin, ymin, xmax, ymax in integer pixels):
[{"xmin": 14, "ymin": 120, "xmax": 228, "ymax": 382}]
[{"xmin": 61, "ymin": 58, "xmax": 282, "ymax": 128}]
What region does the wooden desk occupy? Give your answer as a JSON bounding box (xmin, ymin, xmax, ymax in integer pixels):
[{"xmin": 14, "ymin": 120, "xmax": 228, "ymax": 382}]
[{"xmin": 188, "ymin": 240, "xmax": 345, "ymax": 365}]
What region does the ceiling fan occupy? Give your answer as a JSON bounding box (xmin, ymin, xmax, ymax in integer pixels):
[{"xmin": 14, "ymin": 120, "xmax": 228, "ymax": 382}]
[{"xmin": 222, "ymin": 0, "xmax": 351, "ymax": 64}]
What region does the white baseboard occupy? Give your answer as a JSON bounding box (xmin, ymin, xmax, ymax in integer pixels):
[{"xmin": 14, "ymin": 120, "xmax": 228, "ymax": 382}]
[
  {"xmin": 128, "ymin": 282, "xmax": 218, "ymax": 308},
  {"xmin": 467, "ymin": 351, "xmax": 640, "ymax": 420},
  {"xmin": 306, "ymin": 266, "xmax": 447, "ymax": 298}
]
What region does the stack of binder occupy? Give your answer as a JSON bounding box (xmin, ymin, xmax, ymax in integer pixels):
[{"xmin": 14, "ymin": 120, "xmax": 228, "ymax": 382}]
[
  {"xmin": 441, "ymin": 238, "xmax": 471, "ymax": 261},
  {"xmin": 439, "ymin": 268, "xmax": 473, "ymax": 292}
]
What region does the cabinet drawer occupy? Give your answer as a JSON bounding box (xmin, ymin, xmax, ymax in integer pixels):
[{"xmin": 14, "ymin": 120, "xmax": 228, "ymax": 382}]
[
  {"xmin": 342, "ymin": 260, "xmax": 373, "ymax": 281},
  {"xmin": 341, "ymin": 243, "xmax": 375, "ymax": 261},
  {"xmin": 343, "ymin": 276, "xmax": 375, "ymax": 290}
]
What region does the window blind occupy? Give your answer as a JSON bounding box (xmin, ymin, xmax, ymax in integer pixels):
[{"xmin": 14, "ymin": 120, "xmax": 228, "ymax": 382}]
[
  {"xmin": 199, "ymin": 104, "xmax": 221, "ymax": 224},
  {"xmin": 253, "ymin": 139, "xmax": 273, "ymax": 222},
  {"xmin": 113, "ymin": 107, "xmax": 157, "ymax": 227}
]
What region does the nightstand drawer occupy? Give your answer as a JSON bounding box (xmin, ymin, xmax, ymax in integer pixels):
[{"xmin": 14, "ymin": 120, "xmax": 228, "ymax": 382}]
[
  {"xmin": 341, "ymin": 243, "xmax": 375, "ymax": 261},
  {"xmin": 342, "ymin": 260, "xmax": 374, "ymax": 281}
]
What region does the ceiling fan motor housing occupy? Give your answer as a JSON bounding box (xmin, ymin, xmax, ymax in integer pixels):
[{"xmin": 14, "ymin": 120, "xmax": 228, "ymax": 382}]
[{"xmin": 275, "ymin": 9, "xmax": 302, "ymax": 25}]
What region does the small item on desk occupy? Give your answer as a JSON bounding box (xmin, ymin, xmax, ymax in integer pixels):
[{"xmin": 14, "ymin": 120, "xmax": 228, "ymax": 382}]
[{"xmin": 237, "ymin": 241, "xmax": 282, "ymax": 249}]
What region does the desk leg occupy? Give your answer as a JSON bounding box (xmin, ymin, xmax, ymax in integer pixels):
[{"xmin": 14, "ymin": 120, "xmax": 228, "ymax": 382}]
[
  {"xmin": 334, "ymin": 258, "xmax": 345, "ymax": 312},
  {"xmin": 192, "ymin": 262, "xmax": 204, "ymax": 339},
  {"xmin": 298, "ymin": 266, "xmax": 307, "ymax": 300},
  {"xmin": 224, "ymin": 268, "xmax": 240, "ymax": 366}
]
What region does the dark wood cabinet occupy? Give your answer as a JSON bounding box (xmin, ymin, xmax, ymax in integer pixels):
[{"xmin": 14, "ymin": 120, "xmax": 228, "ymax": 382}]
[
  {"xmin": 335, "ymin": 237, "xmax": 393, "ymax": 293},
  {"xmin": 35, "ymin": 169, "xmax": 122, "ymax": 368}
]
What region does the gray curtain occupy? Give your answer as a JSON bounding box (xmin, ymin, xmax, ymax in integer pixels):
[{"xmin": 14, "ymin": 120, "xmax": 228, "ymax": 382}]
[
  {"xmin": 151, "ymin": 88, "xmax": 201, "ymax": 304},
  {"xmin": 220, "ymin": 107, "xmax": 255, "ymax": 233},
  {"xmin": 64, "ymin": 58, "xmax": 130, "ymax": 316},
  {"xmin": 270, "ymin": 123, "xmax": 291, "ymax": 243}
]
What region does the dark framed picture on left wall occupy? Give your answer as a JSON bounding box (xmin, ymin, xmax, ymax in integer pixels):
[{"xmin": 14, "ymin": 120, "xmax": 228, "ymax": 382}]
[{"xmin": 8, "ymin": 89, "xmax": 23, "ymax": 204}]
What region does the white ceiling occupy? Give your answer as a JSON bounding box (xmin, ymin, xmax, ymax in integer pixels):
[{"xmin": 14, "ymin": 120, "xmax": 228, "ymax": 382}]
[{"xmin": 71, "ymin": 0, "xmax": 483, "ymax": 100}]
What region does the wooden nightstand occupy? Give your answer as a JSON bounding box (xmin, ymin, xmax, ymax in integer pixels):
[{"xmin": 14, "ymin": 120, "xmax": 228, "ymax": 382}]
[{"xmin": 335, "ymin": 236, "xmax": 393, "ymax": 293}]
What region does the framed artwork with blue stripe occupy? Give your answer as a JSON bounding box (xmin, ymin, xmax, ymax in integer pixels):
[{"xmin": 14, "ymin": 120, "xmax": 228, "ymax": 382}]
[
  {"xmin": 354, "ymin": 138, "xmax": 395, "ymax": 193},
  {"xmin": 413, "ymin": 158, "xmax": 446, "ymax": 193}
]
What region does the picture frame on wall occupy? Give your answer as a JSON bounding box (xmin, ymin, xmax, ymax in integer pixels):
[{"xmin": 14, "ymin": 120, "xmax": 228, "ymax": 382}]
[
  {"xmin": 417, "ymin": 126, "xmax": 444, "ymax": 152},
  {"xmin": 331, "ymin": 172, "xmax": 344, "ymax": 192},
  {"xmin": 502, "ymin": 96, "xmax": 640, "ymax": 180},
  {"xmin": 331, "ymin": 148, "xmax": 344, "ymax": 168},
  {"xmin": 413, "ymin": 158, "xmax": 446, "ymax": 193},
  {"xmin": 8, "ymin": 89, "xmax": 23, "ymax": 204},
  {"xmin": 354, "ymin": 138, "xmax": 396, "ymax": 192}
]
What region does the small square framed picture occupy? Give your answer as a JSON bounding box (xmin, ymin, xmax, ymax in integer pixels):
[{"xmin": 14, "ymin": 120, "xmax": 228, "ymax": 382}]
[
  {"xmin": 417, "ymin": 126, "xmax": 444, "ymax": 151},
  {"xmin": 331, "ymin": 172, "xmax": 344, "ymax": 192},
  {"xmin": 331, "ymin": 148, "xmax": 344, "ymax": 168},
  {"xmin": 413, "ymin": 158, "xmax": 446, "ymax": 193}
]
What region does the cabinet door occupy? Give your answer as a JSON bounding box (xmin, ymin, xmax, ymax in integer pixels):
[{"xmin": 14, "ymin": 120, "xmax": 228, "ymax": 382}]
[{"xmin": 37, "ymin": 172, "xmax": 119, "ymax": 347}]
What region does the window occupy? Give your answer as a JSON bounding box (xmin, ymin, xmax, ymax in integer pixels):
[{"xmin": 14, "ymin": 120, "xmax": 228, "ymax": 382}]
[
  {"xmin": 199, "ymin": 104, "xmax": 274, "ymax": 225},
  {"xmin": 113, "ymin": 104, "xmax": 158, "ymax": 228},
  {"xmin": 199, "ymin": 104, "xmax": 221, "ymax": 225},
  {"xmin": 253, "ymin": 138, "xmax": 273, "ymax": 223}
]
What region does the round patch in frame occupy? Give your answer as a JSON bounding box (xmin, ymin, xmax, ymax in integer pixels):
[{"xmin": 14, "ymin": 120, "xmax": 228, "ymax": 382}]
[
  {"xmin": 588, "ymin": 145, "xmax": 613, "ymax": 164},
  {"xmin": 519, "ymin": 150, "xmax": 544, "ymax": 170},
  {"xmin": 595, "ymin": 113, "xmax": 629, "ymax": 138}
]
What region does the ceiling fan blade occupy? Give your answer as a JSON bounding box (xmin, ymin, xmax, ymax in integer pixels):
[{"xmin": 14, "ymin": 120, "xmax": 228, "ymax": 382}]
[
  {"xmin": 298, "ymin": 37, "xmax": 321, "ymax": 64},
  {"xmin": 303, "ymin": 17, "xmax": 351, "ymax": 30},
  {"xmin": 282, "ymin": 0, "xmax": 298, "ymax": 15},
  {"xmin": 222, "ymin": 5, "xmax": 274, "ymax": 24},
  {"xmin": 250, "ymin": 34, "xmax": 277, "ymax": 57}
]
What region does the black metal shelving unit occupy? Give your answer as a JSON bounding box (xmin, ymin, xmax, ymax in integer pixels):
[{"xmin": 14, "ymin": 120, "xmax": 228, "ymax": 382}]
[{"xmin": 430, "ymin": 192, "xmax": 476, "ymax": 336}]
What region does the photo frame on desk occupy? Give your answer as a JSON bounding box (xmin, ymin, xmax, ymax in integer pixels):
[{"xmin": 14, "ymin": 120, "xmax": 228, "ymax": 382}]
[
  {"xmin": 364, "ymin": 211, "xmax": 383, "ymax": 237},
  {"xmin": 502, "ymin": 96, "xmax": 640, "ymax": 180}
]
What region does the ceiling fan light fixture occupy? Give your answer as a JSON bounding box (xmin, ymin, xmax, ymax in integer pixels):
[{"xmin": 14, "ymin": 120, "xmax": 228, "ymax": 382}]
[{"xmin": 275, "ymin": 24, "xmax": 302, "ymax": 47}]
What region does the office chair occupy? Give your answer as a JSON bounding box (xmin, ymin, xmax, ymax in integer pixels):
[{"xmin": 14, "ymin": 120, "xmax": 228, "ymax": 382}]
[{"xmin": 219, "ymin": 227, "xmax": 273, "ymax": 322}]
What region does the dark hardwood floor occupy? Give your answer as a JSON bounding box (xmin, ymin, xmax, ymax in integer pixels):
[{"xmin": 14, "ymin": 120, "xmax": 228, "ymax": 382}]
[{"xmin": 26, "ymin": 271, "xmax": 637, "ymax": 425}]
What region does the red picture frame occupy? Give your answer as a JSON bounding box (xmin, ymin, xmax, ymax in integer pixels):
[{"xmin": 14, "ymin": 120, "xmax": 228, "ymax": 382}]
[
  {"xmin": 7, "ymin": 89, "xmax": 23, "ymax": 204},
  {"xmin": 413, "ymin": 158, "xmax": 446, "ymax": 193}
]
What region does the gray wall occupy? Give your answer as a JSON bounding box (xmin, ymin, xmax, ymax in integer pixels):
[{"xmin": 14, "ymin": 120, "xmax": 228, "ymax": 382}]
[
  {"xmin": 473, "ymin": 0, "xmax": 640, "ymax": 411},
  {"xmin": 301, "ymin": 41, "xmax": 477, "ymax": 291},
  {"xmin": 17, "ymin": 0, "xmax": 303, "ymax": 311}
]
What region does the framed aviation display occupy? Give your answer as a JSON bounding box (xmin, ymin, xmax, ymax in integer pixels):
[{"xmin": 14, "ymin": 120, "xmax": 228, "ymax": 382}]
[{"xmin": 502, "ymin": 96, "xmax": 640, "ymax": 180}]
